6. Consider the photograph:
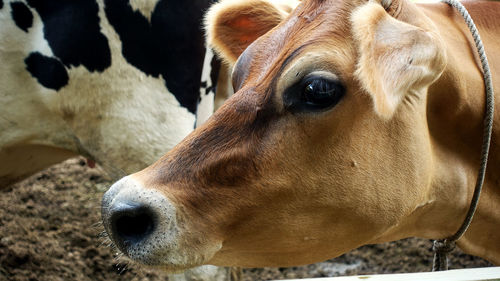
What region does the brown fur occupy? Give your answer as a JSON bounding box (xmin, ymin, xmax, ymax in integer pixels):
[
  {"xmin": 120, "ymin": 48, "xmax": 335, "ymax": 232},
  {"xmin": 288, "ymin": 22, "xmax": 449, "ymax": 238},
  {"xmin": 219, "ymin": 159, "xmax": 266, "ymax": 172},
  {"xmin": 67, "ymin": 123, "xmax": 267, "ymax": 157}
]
[{"xmin": 129, "ymin": 0, "xmax": 500, "ymax": 270}]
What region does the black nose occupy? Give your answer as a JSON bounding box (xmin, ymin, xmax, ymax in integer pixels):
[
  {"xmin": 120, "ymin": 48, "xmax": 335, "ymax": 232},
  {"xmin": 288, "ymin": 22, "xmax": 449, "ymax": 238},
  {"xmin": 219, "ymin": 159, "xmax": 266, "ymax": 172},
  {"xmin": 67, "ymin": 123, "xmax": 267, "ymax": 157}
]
[{"xmin": 109, "ymin": 203, "xmax": 156, "ymax": 248}]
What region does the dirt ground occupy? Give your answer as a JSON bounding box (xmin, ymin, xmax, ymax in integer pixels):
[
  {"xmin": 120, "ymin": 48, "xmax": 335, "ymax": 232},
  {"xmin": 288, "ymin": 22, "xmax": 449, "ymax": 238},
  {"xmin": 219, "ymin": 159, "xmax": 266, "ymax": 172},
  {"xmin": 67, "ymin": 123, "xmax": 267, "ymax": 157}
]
[{"xmin": 0, "ymin": 158, "xmax": 493, "ymax": 281}]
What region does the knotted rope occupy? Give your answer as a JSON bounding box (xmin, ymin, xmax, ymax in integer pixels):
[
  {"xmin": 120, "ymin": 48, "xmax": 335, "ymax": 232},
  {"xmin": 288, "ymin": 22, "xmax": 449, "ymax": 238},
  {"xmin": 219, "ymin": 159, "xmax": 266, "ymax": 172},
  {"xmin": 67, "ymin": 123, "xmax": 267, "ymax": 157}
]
[{"xmin": 432, "ymin": 0, "xmax": 495, "ymax": 271}]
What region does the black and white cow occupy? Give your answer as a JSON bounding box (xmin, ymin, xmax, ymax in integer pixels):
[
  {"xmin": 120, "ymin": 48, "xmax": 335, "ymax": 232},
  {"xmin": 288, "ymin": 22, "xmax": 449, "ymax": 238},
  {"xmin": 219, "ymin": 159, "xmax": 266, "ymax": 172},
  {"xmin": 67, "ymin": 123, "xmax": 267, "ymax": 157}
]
[
  {"xmin": 0, "ymin": 0, "xmax": 226, "ymax": 186},
  {"xmin": 0, "ymin": 0, "xmax": 236, "ymax": 280}
]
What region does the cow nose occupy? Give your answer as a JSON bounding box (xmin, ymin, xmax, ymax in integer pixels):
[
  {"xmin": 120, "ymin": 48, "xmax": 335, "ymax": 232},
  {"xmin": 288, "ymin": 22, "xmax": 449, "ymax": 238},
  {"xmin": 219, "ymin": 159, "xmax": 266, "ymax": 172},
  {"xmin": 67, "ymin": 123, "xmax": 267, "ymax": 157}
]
[
  {"xmin": 109, "ymin": 203, "xmax": 156, "ymax": 246},
  {"xmin": 102, "ymin": 176, "xmax": 179, "ymax": 264}
]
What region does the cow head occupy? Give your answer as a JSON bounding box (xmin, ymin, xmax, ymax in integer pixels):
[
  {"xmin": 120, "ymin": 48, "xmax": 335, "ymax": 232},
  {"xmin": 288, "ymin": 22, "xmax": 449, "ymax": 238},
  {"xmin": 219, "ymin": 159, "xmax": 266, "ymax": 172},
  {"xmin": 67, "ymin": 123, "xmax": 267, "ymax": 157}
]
[{"xmin": 102, "ymin": 0, "xmax": 447, "ymax": 271}]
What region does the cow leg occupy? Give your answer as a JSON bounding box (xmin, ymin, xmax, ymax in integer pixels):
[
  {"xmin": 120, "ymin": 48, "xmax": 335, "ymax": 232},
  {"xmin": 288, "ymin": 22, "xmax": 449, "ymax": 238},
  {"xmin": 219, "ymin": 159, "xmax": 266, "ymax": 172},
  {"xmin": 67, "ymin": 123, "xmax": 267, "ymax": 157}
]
[
  {"xmin": 0, "ymin": 145, "xmax": 77, "ymax": 188},
  {"xmin": 169, "ymin": 266, "xmax": 238, "ymax": 281}
]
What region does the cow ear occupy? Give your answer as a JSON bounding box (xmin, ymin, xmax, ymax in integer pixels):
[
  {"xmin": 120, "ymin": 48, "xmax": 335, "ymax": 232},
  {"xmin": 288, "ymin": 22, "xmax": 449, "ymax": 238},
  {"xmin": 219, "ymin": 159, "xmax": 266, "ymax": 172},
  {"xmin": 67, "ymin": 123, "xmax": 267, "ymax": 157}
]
[
  {"xmin": 205, "ymin": 0, "xmax": 295, "ymax": 64},
  {"xmin": 351, "ymin": 2, "xmax": 446, "ymax": 119}
]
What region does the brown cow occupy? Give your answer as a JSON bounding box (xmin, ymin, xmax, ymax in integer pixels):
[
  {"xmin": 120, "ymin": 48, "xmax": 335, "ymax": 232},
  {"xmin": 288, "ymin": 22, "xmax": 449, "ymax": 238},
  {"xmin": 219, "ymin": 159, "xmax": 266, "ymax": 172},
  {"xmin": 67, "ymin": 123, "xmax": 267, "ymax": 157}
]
[{"xmin": 101, "ymin": 0, "xmax": 500, "ymax": 272}]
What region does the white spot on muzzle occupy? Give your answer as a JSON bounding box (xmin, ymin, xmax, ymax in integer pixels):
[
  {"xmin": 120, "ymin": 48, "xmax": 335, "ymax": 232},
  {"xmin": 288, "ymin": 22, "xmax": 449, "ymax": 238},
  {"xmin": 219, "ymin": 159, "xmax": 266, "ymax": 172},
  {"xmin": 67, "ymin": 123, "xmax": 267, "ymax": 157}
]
[{"xmin": 102, "ymin": 176, "xmax": 181, "ymax": 266}]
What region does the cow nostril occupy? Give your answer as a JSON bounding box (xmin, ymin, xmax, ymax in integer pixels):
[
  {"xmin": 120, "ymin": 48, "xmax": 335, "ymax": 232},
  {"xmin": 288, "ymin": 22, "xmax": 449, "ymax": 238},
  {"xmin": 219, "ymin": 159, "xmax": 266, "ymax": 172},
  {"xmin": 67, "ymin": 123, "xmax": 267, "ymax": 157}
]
[{"xmin": 110, "ymin": 205, "xmax": 156, "ymax": 245}]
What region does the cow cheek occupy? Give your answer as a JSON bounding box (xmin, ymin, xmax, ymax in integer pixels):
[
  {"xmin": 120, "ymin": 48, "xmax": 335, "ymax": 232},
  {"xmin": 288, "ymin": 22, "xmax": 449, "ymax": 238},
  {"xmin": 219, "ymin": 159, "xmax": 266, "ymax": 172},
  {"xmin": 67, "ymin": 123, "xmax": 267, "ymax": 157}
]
[{"xmin": 260, "ymin": 110, "xmax": 434, "ymax": 249}]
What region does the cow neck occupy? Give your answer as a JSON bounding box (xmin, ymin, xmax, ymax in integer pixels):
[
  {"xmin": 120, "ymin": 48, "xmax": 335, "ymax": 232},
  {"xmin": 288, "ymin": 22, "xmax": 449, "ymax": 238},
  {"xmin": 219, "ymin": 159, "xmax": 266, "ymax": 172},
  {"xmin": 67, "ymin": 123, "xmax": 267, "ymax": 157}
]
[{"xmin": 426, "ymin": 0, "xmax": 495, "ymax": 271}]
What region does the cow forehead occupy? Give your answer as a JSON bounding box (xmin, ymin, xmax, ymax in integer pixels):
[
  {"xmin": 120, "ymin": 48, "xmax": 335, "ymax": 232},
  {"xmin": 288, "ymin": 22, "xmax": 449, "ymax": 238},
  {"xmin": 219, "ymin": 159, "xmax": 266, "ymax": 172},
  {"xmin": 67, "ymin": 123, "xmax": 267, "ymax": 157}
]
[{"xmin": 232, "ymin": 0, "xmax": 359, "ymax": 90}]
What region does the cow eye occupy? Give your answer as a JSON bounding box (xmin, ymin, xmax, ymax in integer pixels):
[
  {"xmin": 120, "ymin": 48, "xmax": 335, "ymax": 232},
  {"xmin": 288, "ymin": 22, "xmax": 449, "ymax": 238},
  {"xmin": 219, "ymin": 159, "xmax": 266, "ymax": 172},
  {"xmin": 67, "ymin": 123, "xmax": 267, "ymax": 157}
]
[
  {"xmin": 303, "ymin": 78, "xmax": 341, "ymax": 107},
  {"xmin": 284, "ymin": 73, "xmax": 345, "ymax": 113}
]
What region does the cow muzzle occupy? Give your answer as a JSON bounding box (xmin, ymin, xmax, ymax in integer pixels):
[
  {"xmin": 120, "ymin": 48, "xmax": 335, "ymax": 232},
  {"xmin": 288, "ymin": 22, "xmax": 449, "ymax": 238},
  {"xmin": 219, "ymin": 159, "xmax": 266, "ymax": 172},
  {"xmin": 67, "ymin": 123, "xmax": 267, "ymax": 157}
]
[{"xmin": 101, "ymin": 176, "xmax": 180, "ymax": 266}]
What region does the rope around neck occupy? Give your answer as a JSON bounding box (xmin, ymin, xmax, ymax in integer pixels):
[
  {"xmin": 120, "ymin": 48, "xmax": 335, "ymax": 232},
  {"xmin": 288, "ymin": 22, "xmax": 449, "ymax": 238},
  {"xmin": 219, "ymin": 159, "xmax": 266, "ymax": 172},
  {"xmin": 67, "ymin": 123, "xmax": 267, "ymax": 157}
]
[{"xmin": 432, "ymin": 0, "xmax": 495, "ymax": 271}]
